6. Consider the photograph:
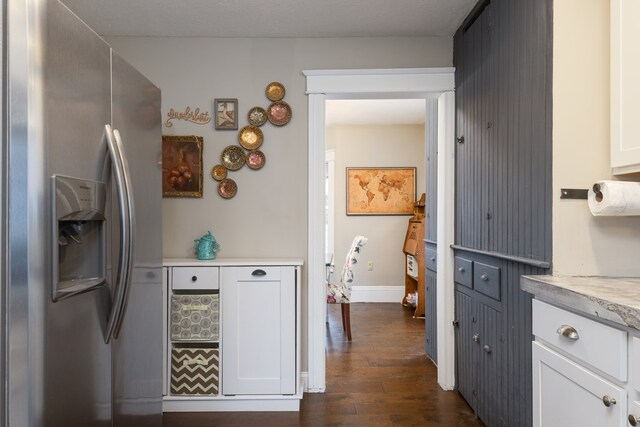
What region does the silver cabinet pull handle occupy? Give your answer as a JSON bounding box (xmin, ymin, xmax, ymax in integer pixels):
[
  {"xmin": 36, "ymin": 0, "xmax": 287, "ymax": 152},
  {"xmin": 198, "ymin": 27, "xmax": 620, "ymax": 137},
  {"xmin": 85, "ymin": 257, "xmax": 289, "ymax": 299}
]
[
  {"xmin": 556, "ymin": 325, "xmax": 579, "ymax": 340},
  {"xmin": 483, "ymin": 345, "xmax": 492, "ymax": 354},
  {"xmin": 602, "ymin": 395, "xmax": 617, "ymax": 407},
  {"xmin": 480, "ymin": 273, "xmax": 489, "ymax": 281},
  {"xmin": 458, "ymin": 267, "xmax": 465, "ymax": 273},
  {"xmin": 629, "ymin": 414, "xmax": 640, "ymax": 426}
]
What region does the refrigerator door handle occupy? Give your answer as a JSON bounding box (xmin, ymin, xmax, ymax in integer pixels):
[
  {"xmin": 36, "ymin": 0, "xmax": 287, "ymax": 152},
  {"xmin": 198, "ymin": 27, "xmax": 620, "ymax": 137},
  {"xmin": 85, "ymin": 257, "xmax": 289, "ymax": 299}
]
[
  {"xmin": 104, "ymin": 124, "xmax": 134, "ymax": 343},
  {"xmin": 111, "ymin": 128, "xmax": 136, "ymax": 339}
]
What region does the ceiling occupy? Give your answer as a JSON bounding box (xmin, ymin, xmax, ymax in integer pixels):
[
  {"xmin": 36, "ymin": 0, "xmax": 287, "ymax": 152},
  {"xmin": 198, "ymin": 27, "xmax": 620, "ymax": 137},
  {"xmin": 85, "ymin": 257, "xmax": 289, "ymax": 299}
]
[{"xmin": 62, "ymin": 0, "xmax": 476, "ymax": 38}]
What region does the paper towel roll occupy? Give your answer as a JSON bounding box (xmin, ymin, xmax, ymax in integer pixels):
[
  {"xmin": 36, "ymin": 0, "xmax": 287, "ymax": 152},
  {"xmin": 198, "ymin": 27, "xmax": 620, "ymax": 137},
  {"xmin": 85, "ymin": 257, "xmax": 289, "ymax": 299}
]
[{"xmin": 588, "ymin": 180, "xmax": 640, "ymax": 216}]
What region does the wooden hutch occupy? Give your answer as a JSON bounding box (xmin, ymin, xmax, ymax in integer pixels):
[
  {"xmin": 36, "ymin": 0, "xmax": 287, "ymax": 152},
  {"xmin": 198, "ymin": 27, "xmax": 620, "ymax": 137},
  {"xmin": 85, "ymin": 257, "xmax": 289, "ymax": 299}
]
[{"xmin": 402, "ymin": 194, "xmax": 425, "ymax": 318}]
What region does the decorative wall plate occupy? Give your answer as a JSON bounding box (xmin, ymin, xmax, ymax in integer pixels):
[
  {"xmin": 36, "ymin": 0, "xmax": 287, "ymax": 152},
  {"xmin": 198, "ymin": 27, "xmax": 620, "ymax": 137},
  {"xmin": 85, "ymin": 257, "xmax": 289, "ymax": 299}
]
[
  {"xmin": 211, "ymin": 164, "xmax": 227, "ymax": 181},
  {"xmin": 247, "ymin": 106, "xmax": 267, "ymax": 127},
  {"xmin": 265, "ymin": 82, "xmax": 285, "ymax": 101},
  {"xmin": 238, "ymin": 125, "xmax": 264, "ymax": 150},
  {"xmin": 267, "ymin": 101, "xmax": 292, "ymax": 126},
  {"xmin": 217, "ymin": 178, "xmax": 237, "ymax": 199},
  {"xmin": 246, "ymin": 150, "xmax": 266, "ymax": 170},
  {"xmin": 221, "ymin": 145, "xmax": 246, "ymax": 171}
]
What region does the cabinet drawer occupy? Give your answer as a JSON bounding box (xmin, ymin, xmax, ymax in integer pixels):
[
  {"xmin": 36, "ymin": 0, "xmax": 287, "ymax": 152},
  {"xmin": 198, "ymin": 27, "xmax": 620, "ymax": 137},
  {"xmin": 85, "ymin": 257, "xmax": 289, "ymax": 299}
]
[
  {"xmin": 170, "ymin": 294, "xmax": 219, "ymax": 342},
  {"xmin": 533, "ymin": 300, "xmax": 627, "ymax": 381},
  {"xmin": 474, "ymin": 262, "xmax": 500, "ymax": 301},
  {"xmin": 228, "ymin": 266, "xmax": 281, "ymax": 281},
  {"xmin": 172, "ymin": 267, "xmax": 219, "ymax": 290},
  {"xmin": 454, "ymin": 256, "xmax": 473, "ymax": 288},
  {"xmin": 170, "ymin": 347, "xmax": 219, "ymax": 396},
  {"xmin": 425, "ymin": 247, "xmax": 437, "ymax": 272}
]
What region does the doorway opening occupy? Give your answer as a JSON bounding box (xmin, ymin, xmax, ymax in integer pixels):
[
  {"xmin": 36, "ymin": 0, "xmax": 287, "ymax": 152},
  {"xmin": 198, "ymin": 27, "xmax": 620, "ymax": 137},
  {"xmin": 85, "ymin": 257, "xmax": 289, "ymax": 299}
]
[{"xmin": 304, "ymin": 68, "xmax": 457, "ymax": 393}]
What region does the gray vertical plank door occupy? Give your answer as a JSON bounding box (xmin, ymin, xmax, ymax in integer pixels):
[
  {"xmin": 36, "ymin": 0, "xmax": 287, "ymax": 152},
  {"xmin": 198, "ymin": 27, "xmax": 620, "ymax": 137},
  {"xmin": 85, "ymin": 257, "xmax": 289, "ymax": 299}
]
[
  {"xmin": 424, "ymin": 267, "xmax": 438, "ymax": 362},
  {"xmin": 454, "ymin": 291, "xmax": 477, "ymax": 410},
  {"xmin": 453, "ymin": 0, "xmax": 552, "ymax": 426}
]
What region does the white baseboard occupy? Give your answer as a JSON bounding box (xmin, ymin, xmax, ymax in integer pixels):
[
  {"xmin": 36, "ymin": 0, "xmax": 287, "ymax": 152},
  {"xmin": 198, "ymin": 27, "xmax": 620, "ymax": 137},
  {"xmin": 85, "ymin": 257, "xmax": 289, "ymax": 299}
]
[{"xmin": 350, "ymin": 285, "xmax": 404, "ymax": 303}]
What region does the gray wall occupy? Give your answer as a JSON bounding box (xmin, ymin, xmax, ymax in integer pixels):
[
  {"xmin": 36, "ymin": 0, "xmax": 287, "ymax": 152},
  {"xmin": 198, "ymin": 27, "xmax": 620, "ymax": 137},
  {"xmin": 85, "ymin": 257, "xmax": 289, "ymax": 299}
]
[
  {"xmin": 107, "ymin": 35, "xmax": 453, "ymax": 371},
  {"xmin": 328, "ymin": 124, "xmax": 425, "ymax": 288}
]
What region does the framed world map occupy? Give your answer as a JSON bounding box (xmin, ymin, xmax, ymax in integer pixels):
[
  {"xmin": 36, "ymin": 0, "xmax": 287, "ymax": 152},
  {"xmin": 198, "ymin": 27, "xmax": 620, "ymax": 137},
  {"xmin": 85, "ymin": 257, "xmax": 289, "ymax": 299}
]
[{"xmin": 346, "ymin": 167, "xmax": 416, "ymax": 215}]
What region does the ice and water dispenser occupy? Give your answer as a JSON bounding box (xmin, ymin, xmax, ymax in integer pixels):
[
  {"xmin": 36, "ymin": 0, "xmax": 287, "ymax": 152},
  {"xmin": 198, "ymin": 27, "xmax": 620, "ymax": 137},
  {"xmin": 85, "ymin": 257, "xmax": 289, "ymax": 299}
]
[{"xmin": 52, "ymin": 175, "xmax": 107, "ymax": 301}]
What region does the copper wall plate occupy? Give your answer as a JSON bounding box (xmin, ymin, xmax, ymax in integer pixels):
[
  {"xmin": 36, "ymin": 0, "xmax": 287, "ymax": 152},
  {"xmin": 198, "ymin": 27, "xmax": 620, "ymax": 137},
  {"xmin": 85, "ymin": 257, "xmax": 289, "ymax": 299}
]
[
  {"xmin": 238, "ymin": 125, "xmax": 264, "ymax": 150},
  {"xmin": 211, "ymin": 164, "xmax": 227, "ymax": 181},
  {"xmin": 217, "ymin": 178, "xmax": 237, "ymax": 199},
  {"xmin": 221, "ymin": 145, "xmax": 246, "ymax": 171},
  {"xmin": 247, "ymin": 106, "xmax": 267, "ymax": 127},
  {"xmin": 267, "ymin": 101, "xmax": 292, "ymax": 126},
  {"xmin": 246, "ymin": 150, "xmax": 266, "ymax": 170},
  {"xmin": 265, "ymin": 82, "xmax": 285, "ymax": 101}
]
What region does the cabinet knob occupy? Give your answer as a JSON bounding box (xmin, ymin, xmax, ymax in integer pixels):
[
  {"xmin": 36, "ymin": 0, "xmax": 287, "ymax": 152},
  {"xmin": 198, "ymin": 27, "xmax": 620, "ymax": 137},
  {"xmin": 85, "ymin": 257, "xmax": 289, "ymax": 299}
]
[
  {"xmin": 602, "ymin": 395, "xmax": 617, "ymax": 407},
  {"xmin": 191, "ymin": 276, "xmax": 198, "ymax": 282},
  {"xmin": 483, "ymin": 344, "xmax": 492, "ymax": 354},
  {"xmin": 556, "ymin": 325, "xmax": 579, "ymax": 340},
  {"xmin": 629, "ymin": 415, "xmax": 640, "ymax": 426},
  {"xmin": 458, "ymin": 267, "xmax": 465, "ymax": 273},
  {"xmin": 457, "ymin": 136, "xmax": 465, "ymax": 144},
  {"xmin": 472, "ymin": 333, "xmax": 480, "ymax": 343},
  {"xmin": 480, "ymin": 274, "xmax": 489, "ymax": 281},
  {"xmin": 430, "ymin": 257, "xmax": 436, "ymax": 262}
]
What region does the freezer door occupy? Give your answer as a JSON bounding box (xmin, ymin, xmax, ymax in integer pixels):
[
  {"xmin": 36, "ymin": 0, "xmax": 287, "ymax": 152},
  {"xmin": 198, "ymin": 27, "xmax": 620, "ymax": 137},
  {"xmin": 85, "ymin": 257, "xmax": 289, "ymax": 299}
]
[
  {"xmin": 41, "ymin": 1, "xmax": 113, "ymax": 426},
  {"xmin": 111, "ymin": 52, "xmax": 163, "ymax": 426}
]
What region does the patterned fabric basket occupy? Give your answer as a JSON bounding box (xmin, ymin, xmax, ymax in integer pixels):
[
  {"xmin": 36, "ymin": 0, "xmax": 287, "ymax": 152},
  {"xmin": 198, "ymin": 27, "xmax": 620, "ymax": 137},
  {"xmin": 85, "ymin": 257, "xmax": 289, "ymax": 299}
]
[
  {"xmin": 170, "ymin": 347, "xmax": 219, "ymax": 395},
  {"xmin": 170, "ymin": 294, "xmax": 219, "ymax": 342}
]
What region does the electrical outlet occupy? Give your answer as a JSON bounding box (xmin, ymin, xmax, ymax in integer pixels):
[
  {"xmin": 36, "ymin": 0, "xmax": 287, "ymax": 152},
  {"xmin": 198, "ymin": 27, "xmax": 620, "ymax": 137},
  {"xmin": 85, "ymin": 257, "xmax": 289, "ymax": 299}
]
[{"xmin": 367, "ymin": 261, "xmax": 373, "ymax": 271}]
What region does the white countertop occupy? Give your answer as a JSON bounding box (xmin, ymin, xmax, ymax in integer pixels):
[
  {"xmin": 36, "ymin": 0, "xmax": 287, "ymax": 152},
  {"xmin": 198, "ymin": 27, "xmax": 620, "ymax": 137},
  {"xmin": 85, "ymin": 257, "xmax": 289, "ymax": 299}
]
[
  {"xmin": 521, "ymin": 275, "xmax": 640, "ymax": 331},
  {"xmin": 164, "ymin": 257, "xmax": 304, "ymax": 267}
]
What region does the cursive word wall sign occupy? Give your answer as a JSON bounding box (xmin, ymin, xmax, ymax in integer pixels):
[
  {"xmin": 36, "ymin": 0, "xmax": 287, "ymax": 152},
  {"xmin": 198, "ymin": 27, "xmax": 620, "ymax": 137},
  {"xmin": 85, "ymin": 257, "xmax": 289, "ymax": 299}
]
[{"xmin": 165, "ymin": 107, "xmax": 211, "ymax": 127}]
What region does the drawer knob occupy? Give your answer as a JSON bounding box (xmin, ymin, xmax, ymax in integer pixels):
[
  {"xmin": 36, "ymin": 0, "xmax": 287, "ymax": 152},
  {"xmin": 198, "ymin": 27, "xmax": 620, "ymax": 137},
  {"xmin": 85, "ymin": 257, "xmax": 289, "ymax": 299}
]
[
  {"xmin": 556, "ymin": 325, "xmax": 579, "ymax": 340},
  {"xmin": 458, "ymin": 267, "xmax": 465, "ymax": 273},
  {"xmin": 430, "ymin": 257, "xmax": 436, "ymax": 262},
  {"xmin": 191, "ymin": 276, "xmax": 198, "ymax": 282},
  {"xmin": 483, "ymin": 344, "xmax": 492, "ymax": 354},
  {"xmin": 602, "ymin": 395, "xmax": 617, "ymax": 407},
  {"xmin": 480, "ymin": 274, "xmax": 489, "ymax": 281},
  {"xmin": 629, "ymin": 415, "xmax": 640, "ymax": 426},
  {"xmin": 472, "ymin": 333, "xmax": 480, "ymax": 343}
]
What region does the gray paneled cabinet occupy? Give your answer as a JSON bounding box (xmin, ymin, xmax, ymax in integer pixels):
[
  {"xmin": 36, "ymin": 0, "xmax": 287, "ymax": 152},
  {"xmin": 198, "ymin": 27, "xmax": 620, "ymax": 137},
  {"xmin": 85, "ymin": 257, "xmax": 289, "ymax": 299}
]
[{"xmin": 424, "ymin": 248, "xmax": 437, "ymax": 362}]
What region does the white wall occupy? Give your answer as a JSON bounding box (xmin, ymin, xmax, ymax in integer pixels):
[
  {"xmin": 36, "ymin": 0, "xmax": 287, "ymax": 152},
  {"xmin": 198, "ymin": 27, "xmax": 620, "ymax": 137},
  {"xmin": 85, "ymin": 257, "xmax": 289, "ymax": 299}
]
[
  {"xmin": 553, "ymin": 0, "xmax": 640, "ymax": 276},
  {"xmin": 327, "ymin": 124, "xmax": 425, "ymax": 288},
  {"xmin": 107, "ymin": 35, "xmax": 452, "ymax": 369}
]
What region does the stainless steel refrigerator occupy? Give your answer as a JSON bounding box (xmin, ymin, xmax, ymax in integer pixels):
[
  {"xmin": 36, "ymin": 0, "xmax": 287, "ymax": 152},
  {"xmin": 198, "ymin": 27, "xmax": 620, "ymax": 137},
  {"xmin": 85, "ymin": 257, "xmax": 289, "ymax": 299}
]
[{"xmin": 1, "ymin": 0, "xmax": 163, "ymax": 425}]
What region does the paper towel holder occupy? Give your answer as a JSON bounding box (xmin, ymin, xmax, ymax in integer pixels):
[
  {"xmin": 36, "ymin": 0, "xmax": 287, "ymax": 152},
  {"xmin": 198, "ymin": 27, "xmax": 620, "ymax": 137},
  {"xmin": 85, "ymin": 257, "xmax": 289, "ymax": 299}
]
[{"xmin": 560, "ymin": 188, "xmax": 588, "ymax": 200}]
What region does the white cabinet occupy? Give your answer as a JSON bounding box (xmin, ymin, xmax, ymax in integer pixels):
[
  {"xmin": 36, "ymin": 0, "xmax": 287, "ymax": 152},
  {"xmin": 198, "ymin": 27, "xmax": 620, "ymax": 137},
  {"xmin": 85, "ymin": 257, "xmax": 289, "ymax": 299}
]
[
  {"xmin": 162, "ymin": 258, "xmax": 302, "ymax": 412},
  {"xmin": 533, "ymin": 342, "xmax": 626, "ymax": 427},
  {"xmin": 611, "ymin": 0, "xmax": 640, "ymax": 174},
  {"xmin": 221, "ymin": 266, "xmax": 296, "ymax": 395},
  {"xmin": 532, "ymin": 300, "xmax": 640, "ymax": 427}
]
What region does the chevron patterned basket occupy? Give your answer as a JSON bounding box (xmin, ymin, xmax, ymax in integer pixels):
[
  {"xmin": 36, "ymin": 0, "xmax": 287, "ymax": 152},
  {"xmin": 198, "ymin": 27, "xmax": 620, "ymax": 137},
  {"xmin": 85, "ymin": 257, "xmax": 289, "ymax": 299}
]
[
  {"xmin": 170, "ymin": 294, "xmax": 219, "ymax": 342},
  {"xmin": 170, "ymin": 347, "xmax": 219, "ymax": 396}
]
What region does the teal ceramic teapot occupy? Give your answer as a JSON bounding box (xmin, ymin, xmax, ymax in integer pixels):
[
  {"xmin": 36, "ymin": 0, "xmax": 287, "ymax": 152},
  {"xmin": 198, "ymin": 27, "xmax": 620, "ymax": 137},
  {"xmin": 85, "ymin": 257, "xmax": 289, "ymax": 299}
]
[{"xmin": 194, "ymin": 231, "xmax": 220, "ymax": 260}]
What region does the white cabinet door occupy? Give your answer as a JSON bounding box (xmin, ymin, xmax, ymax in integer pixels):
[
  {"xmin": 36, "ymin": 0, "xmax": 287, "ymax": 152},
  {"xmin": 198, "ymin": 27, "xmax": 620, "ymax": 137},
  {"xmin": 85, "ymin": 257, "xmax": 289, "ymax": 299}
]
[
  {"xmin": 611, "ymin": 0, "xmax": 640, "ymax": 174},
  {"xmin": 221, "ymin": 266, "xmax": 295, "ymax": 395},
  {"xmin": 533, "ymin": 342, "xmax": 626, "ymax": 427}
]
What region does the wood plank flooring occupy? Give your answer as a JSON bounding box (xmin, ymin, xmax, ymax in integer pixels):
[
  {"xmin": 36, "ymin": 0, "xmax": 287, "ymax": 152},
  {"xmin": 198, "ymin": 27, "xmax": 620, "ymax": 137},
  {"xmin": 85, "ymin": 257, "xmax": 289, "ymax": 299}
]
[{"xmin": 163, "ymin": 303, "xmax": 483, "ymax": 426}]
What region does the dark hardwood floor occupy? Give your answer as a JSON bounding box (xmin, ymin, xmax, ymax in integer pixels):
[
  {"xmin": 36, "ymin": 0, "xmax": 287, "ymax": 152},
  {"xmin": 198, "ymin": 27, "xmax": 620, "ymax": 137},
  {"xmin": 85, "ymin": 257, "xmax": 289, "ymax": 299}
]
[{"xmin": 164, "ymin": 303, "xmax": 483, "ymax": 426}]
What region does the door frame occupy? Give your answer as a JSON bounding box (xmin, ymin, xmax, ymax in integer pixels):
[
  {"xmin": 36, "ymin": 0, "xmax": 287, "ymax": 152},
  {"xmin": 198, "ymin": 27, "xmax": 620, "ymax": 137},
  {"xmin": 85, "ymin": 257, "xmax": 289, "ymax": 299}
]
[{"xmin": 303, "ymin": 68, "xmax": 456, "ymax": 392}]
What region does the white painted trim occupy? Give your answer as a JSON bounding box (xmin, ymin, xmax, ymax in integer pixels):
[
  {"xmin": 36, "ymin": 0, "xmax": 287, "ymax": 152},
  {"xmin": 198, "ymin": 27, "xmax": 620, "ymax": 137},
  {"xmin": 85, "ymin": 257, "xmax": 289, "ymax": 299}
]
[
  {"xmin": 305, "ymin": 68, "xmax": 456, "ymax": 394},
  {"xmin": 349, "ymin": 286, "xmax": 405, "ymax": 303},
  {"xmin": 436, "ymin": 91, "xmax": 456, "ymax": 390},
  {"xmin": 301, "ymin": 371, "xmax": 310, "ymax": 393},
  {"xmin": 325, "ymin": 149, "xmax": 335, "ymax": 259},
  {"xmin": 307, "ymin": 93, "xmax": 327, "ymax": 393}
]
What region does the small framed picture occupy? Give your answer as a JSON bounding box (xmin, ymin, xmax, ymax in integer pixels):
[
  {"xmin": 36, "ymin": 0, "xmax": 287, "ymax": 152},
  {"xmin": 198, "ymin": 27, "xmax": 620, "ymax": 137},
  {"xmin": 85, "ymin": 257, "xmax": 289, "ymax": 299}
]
[
  {"xmin": 162, "ymin": 135, "xmax": 203, "ymax": 198},
  {"xmin": 214, "ymin": 98, "xmax": 238, "ymax": 130}
]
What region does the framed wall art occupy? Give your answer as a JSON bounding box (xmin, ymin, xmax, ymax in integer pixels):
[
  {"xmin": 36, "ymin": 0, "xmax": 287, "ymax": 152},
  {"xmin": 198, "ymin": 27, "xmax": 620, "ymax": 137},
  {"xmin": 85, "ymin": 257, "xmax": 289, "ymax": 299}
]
[
  {"xmin": 346, "ymin": 167, "xmax": 416, "ymax": 215},
  {"xmin": 162, "ymin": 135, "xmax": 204, "ymax": 198},
  {"xmin": 214, "ymin": 98, "xmax": 238, "ymax": 130}
]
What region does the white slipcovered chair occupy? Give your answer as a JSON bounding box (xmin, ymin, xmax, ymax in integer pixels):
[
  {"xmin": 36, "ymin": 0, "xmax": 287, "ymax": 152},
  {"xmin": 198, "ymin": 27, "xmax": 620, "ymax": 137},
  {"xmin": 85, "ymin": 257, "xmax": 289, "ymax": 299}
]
[{"xmin": 326, "ymin": 235, "xmax": 368, "ymax": 341}]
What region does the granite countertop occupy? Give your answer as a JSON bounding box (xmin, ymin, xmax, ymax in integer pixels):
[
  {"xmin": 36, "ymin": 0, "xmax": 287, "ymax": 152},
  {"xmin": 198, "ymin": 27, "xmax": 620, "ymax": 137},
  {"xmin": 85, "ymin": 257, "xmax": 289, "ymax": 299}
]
[{"xmin": 521, "ymin": 275, "xmax": 640, "ymax": 331}]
